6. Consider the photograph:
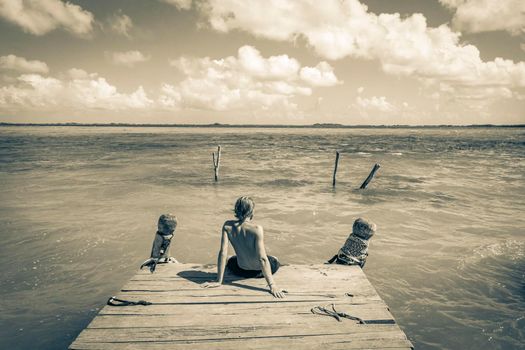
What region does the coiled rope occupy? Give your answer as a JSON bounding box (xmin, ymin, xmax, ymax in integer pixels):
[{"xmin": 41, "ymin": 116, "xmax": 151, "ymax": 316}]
[
  {"xmin": 311, "ymin": 303, "xmax": 365, "ymax": 324},
  {"xmin": 107, "ymin": 296, "xmax": 152, "ymax": 306}
]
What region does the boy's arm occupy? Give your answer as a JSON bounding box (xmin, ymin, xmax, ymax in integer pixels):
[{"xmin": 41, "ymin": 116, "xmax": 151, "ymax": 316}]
[
  {"xmin": 216, "ymin": 224, "xmax": 229, "ymax": 283},
  {"xmin": 255, "ymin": 227, "xmax": 284, "ymax": 298}
]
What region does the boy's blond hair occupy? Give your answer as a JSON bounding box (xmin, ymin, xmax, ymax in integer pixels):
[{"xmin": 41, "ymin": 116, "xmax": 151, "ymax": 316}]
[{"xmin": 234, "ymin": 196, "xmax": 255, "ymax": 221}]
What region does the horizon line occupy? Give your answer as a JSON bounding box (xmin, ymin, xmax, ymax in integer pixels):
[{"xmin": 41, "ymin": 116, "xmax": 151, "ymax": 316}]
[{"xmin": 0, "ymin": 122, "xmax": 524, "ymax": 128}]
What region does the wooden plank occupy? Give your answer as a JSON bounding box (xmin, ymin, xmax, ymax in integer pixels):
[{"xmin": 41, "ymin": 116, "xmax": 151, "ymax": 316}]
[
  {"xmin": 88, "ymin": 317, "xmax": 401, "ymax": 330},
  {"xmin": 133, "ymin": 263, "xmax": 366, "ymax": 277},
  {"xmin": 97, "ymin": 303, "xmax": 394, "ymax": 320},
  {"xmin": 74, "ymin": 328, "xmax": 408, "ymax": 343},
  {"xmin": 102, "ymin": 292, "xmax": 382, "ymax": 306},
  {"xmin": 126, "ymin": 272, "xmax": 370, "ymax": 285},
  {"xmin": 128, "ymin": 266, "xmax": 372, "ymax": 291},
  {"xmin": 114, "ymin": 290, "xmax": 377, "ymax": 301},
  {"xmin": 131, "ymin": 264, "xmax": 367, "ymax": 281},
  {"xmin": 120, "ymin": 283, "xmax": 378, "ymax": 298},
  {"xmin": 90, "ymin": 314, "xmax": 396, "ymax": 330},
  {"xmin": 69, "ymin": 264, "xmax": 413, "ymax": 350},
  {"xmin": 71, "ymin": 337, "xmax": 413, "ymax": 350},
  {"xmin": 126, "ymin": 276, "xmax": 365, "ymax": 285}
]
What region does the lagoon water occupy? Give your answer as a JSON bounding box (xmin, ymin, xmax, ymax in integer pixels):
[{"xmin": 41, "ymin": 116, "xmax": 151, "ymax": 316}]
[{"xmin": 0, "ymin": 126, "xmax": 523, "ymax": 349}]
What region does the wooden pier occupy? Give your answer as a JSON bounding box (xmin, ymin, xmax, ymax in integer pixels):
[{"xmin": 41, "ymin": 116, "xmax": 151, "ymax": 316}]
[{"xmin": 70, "ymin": 263, "xmax": 413, "ymax": 349}]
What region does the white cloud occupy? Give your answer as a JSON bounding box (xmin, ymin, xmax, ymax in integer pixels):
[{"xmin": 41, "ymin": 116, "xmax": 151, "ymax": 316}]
[
  {"xmin": 161, "ymin": 0, "xmax": 192, "ymax": 10},
  {"xmin": 109, "ymin": 50, "xmax": 151, "ymax": 67},
  {"xmin": 237, "ymin": 45, "xmax": 300, "ymax": 79},
  {"xmin": 199, "ymin": 0, "xmax": 525, "ymax": 103},
  {"xmin": 0, "ymin": 54, "xmax": 49, "ymax": 74},
  {"xmin": 202, "ymin": 0, "xmax": 380, "ymax": 59},
  {"xmin": 356, "ymin": 95, "xmax": 397, "ymax": 113},
  {"xmin": 0, "ymin": 74, "xmax": 62, "ymax": 107},
  {"xmin": 0, "ymin": 0, "xmax": 94, "ymax": 36},
  {"xmin": 163, "ymin": 45, "xmax": 338, "ymax": 112},
  {"xmin": 437, "ymin": 82, "xmax": 515, "ymax": 102},
  {"xmin": 109, "ymin": 11, "xmax": 133, "ymax": 37},
  {"xmin": 158, "ymin": 83, "xmax": 181, "ymax": 108},
  {"xmin": 0, "ymin": 46, "xmax": 338, "ymax": 115},
  {"xmin": 0, "ymin": 69, "xmax": 153, "ymax": 111},
  {"xmin": 439, "ymin": 0, "xmax": 525, "ymax": 35},
  {"xmin": 299, "ymin": 61, "xmax": 339, "ymax": 87},
  {"xmin": 67, "ymin": 67, "xmax": 90, "ymax": 79},
  {"xmin": 67, "ymin": 70, "xmax": 152, "ymax": 109}
]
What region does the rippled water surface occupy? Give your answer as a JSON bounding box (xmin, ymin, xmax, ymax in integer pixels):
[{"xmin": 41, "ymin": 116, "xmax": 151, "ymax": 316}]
[{"xmin": 0, "ymin": 126, "xmax": 524, "ymax": 349}]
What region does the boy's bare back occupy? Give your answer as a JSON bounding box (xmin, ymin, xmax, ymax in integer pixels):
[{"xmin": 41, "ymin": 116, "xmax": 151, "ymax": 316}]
[
  {"xmin": 209, "ymin": 196, "xmax": 285, "ymax": 298},
  {"xmin": 223, "ymin": 219, "xmax": 264, "ymax": 270}
]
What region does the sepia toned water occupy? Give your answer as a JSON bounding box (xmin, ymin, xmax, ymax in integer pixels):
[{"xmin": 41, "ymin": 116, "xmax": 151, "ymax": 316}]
[{"xmin": 0, "ymin": 126, "xmax": 523, "ymax": 350}]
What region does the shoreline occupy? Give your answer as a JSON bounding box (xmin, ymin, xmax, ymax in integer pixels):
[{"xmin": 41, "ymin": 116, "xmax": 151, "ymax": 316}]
[{"xmin": 1, "ymin": 122, "xmax": 524, "ymax": 129}]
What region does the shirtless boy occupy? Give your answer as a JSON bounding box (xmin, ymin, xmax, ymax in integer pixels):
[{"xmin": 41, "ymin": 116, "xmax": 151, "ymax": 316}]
[{"xmin": 206, "ymin": 196, "xmax": 285, "ymax": 298}]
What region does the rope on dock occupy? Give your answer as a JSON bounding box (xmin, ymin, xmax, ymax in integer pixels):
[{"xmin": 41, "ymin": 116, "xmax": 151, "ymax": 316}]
[
  {"xmin": 107, "ymin": 296, "xmax": 152, "ymax": 307},
  {"xmin": 311, "ymin": 303, "xmax": 365, "ymax": 324}
]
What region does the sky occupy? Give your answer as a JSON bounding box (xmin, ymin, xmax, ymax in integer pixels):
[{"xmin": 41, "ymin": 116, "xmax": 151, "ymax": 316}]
[{"xmin": 0, "ymin": 0, "xmax": 524, "ymax": 125}]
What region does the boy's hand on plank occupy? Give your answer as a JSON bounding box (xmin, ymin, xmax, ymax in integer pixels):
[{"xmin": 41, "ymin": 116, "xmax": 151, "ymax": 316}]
[{"xmin": 201, "ymin": 281, "xmax": 222, "ymax": 288}]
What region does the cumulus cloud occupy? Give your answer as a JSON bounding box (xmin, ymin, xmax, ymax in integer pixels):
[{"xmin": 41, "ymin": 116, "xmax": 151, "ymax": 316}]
[
  {"xmin": 109, "ymin": 10, "xmax": 133, "ymax": 37},
  {"xmin": 161, "ymin": 0, "xmax": 192, "ymax": 10},
  {"xmin": 299, "ymin": 62, "xmax": 339, "ymax": 87},
  {"xmin": 237, "ymin": 45, "xmax": 300, "ymax": 79},
  {"xmin": 0, "ymin": 69, "xmax": 153, "ymax": 111},
  {"xmin": 198, "ymin": 0, "xmax": 525, "ymax": 102},
  {"xmin": 108, "ymin": 50, "xmax": 151, "ymax": 67},
  {"xmin": 437, "ymin": 81, "xmax": 515, "ymax": 102},
  {"xmin": 439, "ymin": 0, "xmax": 525, "ymax": 35},
  {"xmin": 163, "ymin": 45, "xmax": 339, "ymax": 111},
  {"xmin": 356, "ymin": 95, "xmax": 397, "ymax": 114},
  {"xmin": 0, "ymin": 0, "xmax": 94, "ymax": 36},
  {"xmin": 0, "ymin": 74, "xmax": 62, "ymax": 108},
  {"xmin": 0, "ymin": 47, "xmax": 337, "ymax": 115},
  {"xmin": 0, "ymin": 54, "xmax": 49, "ymax": 74},
  {"xmin": 202, "ymin": 0, "xmax": 384, "ymax": 59}
]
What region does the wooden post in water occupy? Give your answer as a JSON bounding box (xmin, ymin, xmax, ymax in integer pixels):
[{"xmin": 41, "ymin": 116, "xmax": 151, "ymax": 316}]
[
  {"xmin": 212, "ymin": 145, "xmax": 221, "ymax": 182},
  {"xmin": 360, "ymin": 163, "xmax": 380, "ymax": 189},
  {"xmin": 332, "ymin": 151, "xmax": 340, "ymax": 187}
]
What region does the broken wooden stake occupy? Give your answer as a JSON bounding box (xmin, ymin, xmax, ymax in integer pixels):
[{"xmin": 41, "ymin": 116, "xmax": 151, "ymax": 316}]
[
  {"xmin": 332, "ymin": 151, "xmax": 340, "ymax": 187},
  {"xmin": 212, "ymin": 145, "xmax": 221, "ymax": 182},
  {"xmin": 360, "ymin": 163, "xmax": 380, "ymax": 189}
]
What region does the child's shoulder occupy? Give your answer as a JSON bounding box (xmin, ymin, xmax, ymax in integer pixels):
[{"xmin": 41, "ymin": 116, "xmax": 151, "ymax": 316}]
[{"xmin": 222, "ymin": 220, "xmax": 237, "ymax": 231}]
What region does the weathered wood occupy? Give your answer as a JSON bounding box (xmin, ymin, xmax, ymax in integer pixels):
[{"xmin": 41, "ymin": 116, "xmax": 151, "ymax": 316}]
[
  {"xmin": 122, "ymin": 280, "xmax": 374, "ymax": 290},
  {"xmin": 133, "ymin": 263, "xmax": 367, "ymax": 278},
  {"xmin": 360, "ymin": 163, "xmax": 381, "ymax": 189},
  {"xmin": 114, "ymin": 289, "xmax": 382, "ymax": 301},
  {"xmin": 69, "ymin": 264, "xmax": 413, "ymax": 350},
  {"xmin": 88, "ymin": 314, "xmax": 396, "ymax": 329},
  {"xmin": 71, "ymin": 337, "xmax": 412, "ymax": 350},
  {"xmin": 212, "ymin": 145, "xmax": 221, "ymax": 181},
  {"xmin": 75, "ymin": 328, "xmax": 407, "ymax": 343},
  {"xmin": 332, "ymin": 151, "xmax": 340, "ymax": 187}
]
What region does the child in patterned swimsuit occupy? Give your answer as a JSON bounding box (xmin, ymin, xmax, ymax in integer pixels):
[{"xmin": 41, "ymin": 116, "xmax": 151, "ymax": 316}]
[
  {"xmin": 328, "ymin": 218, "xmax": 376, "ymax": 268},
  {"xmin": 140, "ymin": 214, "xmax": 178, "ymax": 273}
]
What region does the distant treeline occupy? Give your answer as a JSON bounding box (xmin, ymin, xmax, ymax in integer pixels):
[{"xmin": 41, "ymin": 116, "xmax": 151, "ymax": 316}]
[{"xmin": 0, "ymin": 122, "xmax": 523, "ymax": 128}]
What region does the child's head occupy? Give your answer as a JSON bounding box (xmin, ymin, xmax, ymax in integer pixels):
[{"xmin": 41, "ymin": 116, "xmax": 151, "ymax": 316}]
[
  {"xmin": 352, "ymin": 217, "xmax": 376, "ymax": 240},
  {"xmin": 234, "ymin": 196, "xmax": 255, "ymax": 221},
  {"xmin": 158, "ymin": 214, "xmax": 178, "ymax": 235}
]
